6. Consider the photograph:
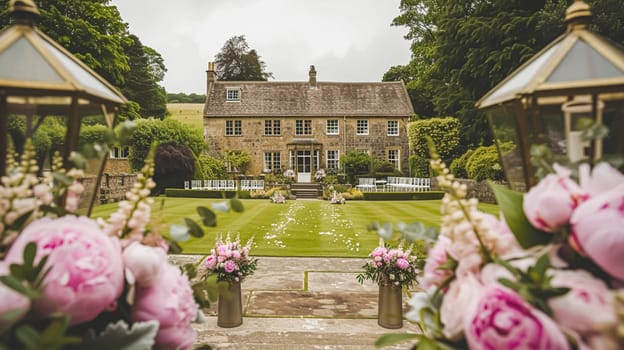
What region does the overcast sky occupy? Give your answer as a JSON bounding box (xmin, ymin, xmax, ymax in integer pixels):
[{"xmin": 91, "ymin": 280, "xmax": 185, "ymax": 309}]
[{"xmin": 109, "ymin": 0, "xmax": 412, "ymax": 94}]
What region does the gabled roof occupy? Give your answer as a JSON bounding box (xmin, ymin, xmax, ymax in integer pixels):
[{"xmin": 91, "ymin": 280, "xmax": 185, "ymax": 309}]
[{"xmin": 204, "ymin": 81, "xmax": 414, "ymax": 117}]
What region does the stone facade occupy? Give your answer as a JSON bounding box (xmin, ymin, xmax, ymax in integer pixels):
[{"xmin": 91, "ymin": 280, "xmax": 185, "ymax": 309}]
[
  {"xmin": 203, "ymin": 64, "xmax": 414, "ymax": 181},
  {"xmin": 79, "ymin": 173, "xmax": 137, "ymax": 209}
]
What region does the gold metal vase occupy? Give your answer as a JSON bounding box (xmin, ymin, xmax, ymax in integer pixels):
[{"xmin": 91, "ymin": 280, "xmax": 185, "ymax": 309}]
[
  {"xmin": 217, "ymin": 282, "xmax": 243, "ymax": 328},
  {"xmin": 377, "ymin": 284, "xmax": 403, "ymax": 329}
]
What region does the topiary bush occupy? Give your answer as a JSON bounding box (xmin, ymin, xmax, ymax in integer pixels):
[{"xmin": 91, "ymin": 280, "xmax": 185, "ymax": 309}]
[
  {"xmin": 465, "ymin": 143, "xmax": 514, "ymax": 181},
  {"xmin": 409, "ymin": 155, "xmax": 430, "ymax": 177},
  {"xmin": 409, "ymin": 117, "xmax": 460, "ymax": 160},
  {"xmin": 449, "ymin": 149, "xmax": 474, "ymax": 179}
]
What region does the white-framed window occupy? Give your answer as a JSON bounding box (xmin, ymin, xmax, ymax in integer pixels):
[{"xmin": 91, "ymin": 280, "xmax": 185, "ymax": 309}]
[
  {"xmin": 264, "ymin": 120, "xmax": 281, "ymax": 136},
  {"xmin": 326, "ymin": 119, "xmax": 339, "ymax": 135},
  {"xmin": 226, "ymin": 88, "xmax": 240, "ymax": 101},
  {"xmin": 388, "ymin": 149, "xmax": 400, "ymax": 169},
  {"xmin": 225, "ymin": 120, "xmax": 242, "ymax": 136},
  {"xmin": 356, "ymin": 119, "xmax": 369, "ymax": 135},
  {"xmin": 387, "ymin": 120, "xmax": 399, "ymax": 136},
  {"xmin": 295, "ymin": 119, "xmax": 312, "ymax": 136},
  {"xmin": 109, "ymin": 146, "xmax": 129, "ymax": 159},
  {"xmin": 264, "ymin": 152, "xmax": 281, "ymax": 171},
  {"xmin": 326, "ymin": 150, "xmax": 340, "ymax": 170}
]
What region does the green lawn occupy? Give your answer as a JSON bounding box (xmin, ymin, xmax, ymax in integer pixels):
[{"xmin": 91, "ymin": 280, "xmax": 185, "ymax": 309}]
[{"xmin": 89, "ymin": 198, "xmax": 499, "ymax": 257}]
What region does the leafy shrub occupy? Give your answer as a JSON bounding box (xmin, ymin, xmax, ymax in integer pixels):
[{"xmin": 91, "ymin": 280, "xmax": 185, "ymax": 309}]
[
  {"xmin": 341, "ymin": 150, "xmax": 372, "ymax": 183},
  {"xmin": 153, "ymin": 143, "xmax": 195, "ymax": 194},
  {"xmin": 409, "ymin": 117, "xmax": 460, "ymax": 160},
  {"xmin": 409, "ymin": 155, "xmax": 431, "ymax": 177},
  {"xmin": 449, "ymin": 149, "xmax": 474, "ymax": 179},
  {"xmin": 465, "ymin": 142, "xmax": 515, "ymax": 181},
  {"xmin": 196, "ymin": 154, "xmax": 227, "ymax": 180}
]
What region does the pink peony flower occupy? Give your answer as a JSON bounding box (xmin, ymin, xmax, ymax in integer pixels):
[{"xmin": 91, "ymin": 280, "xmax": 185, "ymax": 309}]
[
  {"xmin": 570, "ymin": 183, "xmax": 624, "ymax": 280},
  {"xmin": 4, "ymin": 216, "xmax": 124, "ymax": 325},
  {"xmin": 523, "ymin": 165, "xmax": 585, "ymax": 232},
  {"xmin": 132, "ymin": 263, "xmax": 198, "ymax": 350},
  {"xmin": 465, "ymin": 285, "xmax": 570, "ymax": 350},
  {"xmin": 224, "ymin": 260, "xmax": 237, "ymax": 273},
  {"xmin": 440, "ymin": 274, "xmax": 483, "ymax": 340},
  {"xmin": 579, "ymin": 162, "xmax": 624, "ymax": 196},
  {"xmin": 205, "ymin": 255, "xmax": 217, "ymax": 269},
  {"xmin": 548, "ymin": 270, "xmax": 616, "ymax": 335},
  {"xmin": 421, "ymin": 235, "xmax": 454, "ymax": 289},
  {"xmin": 123, "ymin": 242, "xmax": 168, "ymax": 287},
  {"xmin": 396, "ymin": 258, "xmax": 409, "ymax": 270},
  {"xmin": 0, "ymin": 264, "xmax": 30, "ymax": 332}
]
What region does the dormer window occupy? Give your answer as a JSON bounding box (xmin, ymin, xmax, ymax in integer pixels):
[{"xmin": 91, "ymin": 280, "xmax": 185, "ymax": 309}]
[{"xmin": 226, "ymin": 88, "xmax": 240, "ymax": 101}]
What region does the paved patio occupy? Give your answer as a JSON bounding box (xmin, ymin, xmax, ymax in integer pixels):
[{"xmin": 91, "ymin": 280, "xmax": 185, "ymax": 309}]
[{"xmin": 171, "ymin": 256, "xmax": 421, "ymax": 349}]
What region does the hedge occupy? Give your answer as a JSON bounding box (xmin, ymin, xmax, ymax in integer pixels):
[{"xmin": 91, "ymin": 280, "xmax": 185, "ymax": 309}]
[{"xmin": 363, "ymin": 191, "xmax": 444, "ymax": 200}]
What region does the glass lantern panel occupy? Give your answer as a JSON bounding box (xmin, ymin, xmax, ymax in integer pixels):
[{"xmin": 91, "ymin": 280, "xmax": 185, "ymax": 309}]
[
  {"xmin": 41, "ymin": 40, "xmax": 124, "ymax": 103},
  {"xmin": 0, "ymin": 37, "xmax": 63, "ymax": 83},
  {"xmin": 530, "ymin": 110, "xmax": 566, "ymax": 156},
  {"xmin": 487, "ymin": 107, "xmax": 526, "ymax": 192},
  {"xmin": 547, "ymin": 39, "xmax": 624, "ymax": 83}
]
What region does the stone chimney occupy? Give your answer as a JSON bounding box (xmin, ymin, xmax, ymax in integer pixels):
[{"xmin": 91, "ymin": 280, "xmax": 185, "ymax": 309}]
[
  {"xmin": 309, "ymin": 65, "xmax": 317, "ymax": 88},
  {"xmin": 206, "ymin": 61, "xmax": 217, "ymax": 95}
]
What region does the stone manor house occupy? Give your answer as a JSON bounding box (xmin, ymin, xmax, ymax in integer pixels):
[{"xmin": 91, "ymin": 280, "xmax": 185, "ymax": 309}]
[{"xmin": 203, "ymin": 63, "xmax": 415, "ymax": 183}]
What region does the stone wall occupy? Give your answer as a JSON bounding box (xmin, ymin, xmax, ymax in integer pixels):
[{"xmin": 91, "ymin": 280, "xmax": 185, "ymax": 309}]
[
  {"xmin": 79, "ymin": 173, "xmax": 137, "ymax": 209},
  {"xmin": 430, "ymin": 177, "xmax": 507, "ymax": 204}
]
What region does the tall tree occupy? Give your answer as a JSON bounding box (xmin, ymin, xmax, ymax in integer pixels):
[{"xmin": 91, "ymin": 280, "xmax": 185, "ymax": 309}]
[
  {"xmin": 389, "ymin": 0, "xmax": 624, "ymax": 152},
  {"xmin": 121, "ymin": 34, "xmax": 167, "ymax": 119},
  {"xmin": 214, "ymin": 35, "xmax": 273, "ymax": 81}
]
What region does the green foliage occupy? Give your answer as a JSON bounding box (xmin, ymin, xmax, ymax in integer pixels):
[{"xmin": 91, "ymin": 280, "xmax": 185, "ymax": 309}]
[
  {"xmin": 362, "ymin": 192, "xmax": 444, "ymax": 201},
  {"xmin": 121, "ymin": 35, "xmax": 167, "ymax": 119},
  {"xmin": 195, "ymin": 155, "xmax": 228, "ymax": 180},
  {"xmin": 126, "ymin": 118, "xmax": 204, "ymax": 171},
  {"xmin": 224, "ymin": 150, "xmax": 251, "ymax": 174},
  {"xmin": 214, "ymin": 35, "xmax": 273, "ymax": 81},
  {"xmin": 389, "ymin": 0, "xmax": 624, "ymax": 153},
  {"xmin": 449, "ymin": 149, "xmax": 474, "ymax": 179},
  {"xmin": 167, "ymin": 93, "xmax": 206, "ymax": 103},
  {"xmin": 409, "ymin": 155, "xmax": 430, "ymax": 178},
  {"xmin": 164, "ymin": 189, "xmax": 242, "ymax": 199},
  {"xmin": 341, "ymin": 150, "xmax": 372, "ymax": 184},
  {"xmin": 465, "ymin": 143, "xmax": 514, "ymax": 181},
  {"xmin": 409, "ymin": 117, "xmax": 460, "ymax": 160}
]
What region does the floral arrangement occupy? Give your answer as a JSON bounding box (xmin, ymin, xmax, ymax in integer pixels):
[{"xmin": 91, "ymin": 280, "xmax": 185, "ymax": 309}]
[
  {"xmin": 283, "ymin": 169, "xmax": 295, "ymax": 180},
  {"xmin": 330, "ymin": 191, "xmax": 345, "ymax": 204},
  {"xmin": 202, "ymin": 234, "xmax": 258, "ymax": 285},
  {"xmin": 315, "ymin": 168, "xmax": 326, "ymax": 182},
  {"xmin": 270, "ymin": 190, "xmax": 286, "ymax": 204},
  {"xmin": 356, "ymin": 239, "xmax": 419, "ymax": 288},
  {"xmin": 0, "ymin": 142, "xmax": 201, "ymax": 350},
  {"xmin": 378, "ymin": 147, "xmax": 624, "ymax": 349}
]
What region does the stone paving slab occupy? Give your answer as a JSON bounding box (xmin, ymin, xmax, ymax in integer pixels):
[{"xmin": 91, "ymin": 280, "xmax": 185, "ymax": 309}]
[
  {"xmin": 307, "ymin": 272, "xmax": 377, "ymax": 292},
  {"xmin": 246, "ymin": 291, "xmax": 379, "ymax": 318},
  {"xmin": 194, "ymin": 317, "xmax": 420, "ymax": 350}
]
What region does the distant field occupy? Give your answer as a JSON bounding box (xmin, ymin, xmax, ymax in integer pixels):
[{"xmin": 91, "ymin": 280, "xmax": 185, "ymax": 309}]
[{"xmin": 167, "ymin": 103, "xmax": 203, "ymax": 129}]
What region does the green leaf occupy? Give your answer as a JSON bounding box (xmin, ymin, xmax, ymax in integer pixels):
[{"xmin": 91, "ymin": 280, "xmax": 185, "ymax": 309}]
[
  {"xmin": 489, "ymin": 182, "xmax": 552, "ymax": 248},
  {"xmin": 183, "ymin": 218, "xmax": 204, "ymax": 237},
  {"xmin": 40, "ymin": 317, "xmax": 81, "ymax": 348},
  {"xmin": 529, "ymin": 254, "xmax": 550, "ymax": 283},
  {"xmin": 374, "ymin": 333, "xmax": 419, "ymax": 347},
  {"xmin": 16, "ymin": 325, "xmax": 40, "ymax": 350},
  {"xmin": 81, "ymin": 320, "xmax": 159, "ymax": 350},
  {"xmin": 230, "ymin": 198, "xmax": 244, "ymax": 213},
  {"xmin": 197, "ymin": 206, "xmax": 217, "ymax": 227},
  {"xmin": 0, "ymin": 275, "xmax": 38, "ymax": 299},
  {"xmin": 23, "ymin": 242, "xmax": 37, "ymax": 268},
  {"xmin": 51, "ymin": 172, "xmax": 73, "ymax": 186},
  {"xmin": 8, "ymin": 210, "xmax": 33, "ymax": 230}
]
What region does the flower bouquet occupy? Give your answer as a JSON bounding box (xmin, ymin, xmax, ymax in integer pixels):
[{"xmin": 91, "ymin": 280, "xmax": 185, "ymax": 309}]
[
  {"xmin": 200, "ymin": 234, "xmax": 257, "ymax": 328},
  {"xmin": 375, "ymin": 146, "xmax": 624, "ymax": 349},
  {"xmin": 202, "ymin": 234, "xmax": 257, "ymax": 284},
  {"xmin": 357, "ymin": 240, "xmax": 419, "ymax": 288},
  {"xmin": 0, "ymin": 142, "xmax": 206, "ymax": 350}
]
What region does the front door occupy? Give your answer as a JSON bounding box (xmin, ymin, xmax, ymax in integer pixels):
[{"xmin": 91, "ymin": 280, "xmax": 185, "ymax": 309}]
[{"xmin": 296, "ymin": 150, "xmax": 311, "ymax": 183}]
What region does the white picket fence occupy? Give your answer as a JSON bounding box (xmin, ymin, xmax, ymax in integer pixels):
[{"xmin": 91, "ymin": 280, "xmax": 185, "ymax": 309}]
[
  {"xmin": 183, "ymin": 179, "xmax": 264, "ymax": 191},
  {"xmin": 355, "ymin": 177, "xmax": 430, "ymax": 192}
]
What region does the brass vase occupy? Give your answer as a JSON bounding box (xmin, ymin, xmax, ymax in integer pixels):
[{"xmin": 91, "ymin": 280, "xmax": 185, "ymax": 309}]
[
  {"xmin": 217, "ymin": 282, "xmax": 243, "ymax": 328},
  {"xmin": 377, "ymin": 284, "xmax": 403, "ymax": 329}
]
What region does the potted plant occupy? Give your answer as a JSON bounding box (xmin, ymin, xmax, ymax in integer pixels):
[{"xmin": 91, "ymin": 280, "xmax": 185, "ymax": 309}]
[
  {"xmin": 357, "ymin": 239, "xmax": 419, "ymax": 328},
  {"xmin": 202, "ymin": 234, "xmax": 257, "ymax": 328}
]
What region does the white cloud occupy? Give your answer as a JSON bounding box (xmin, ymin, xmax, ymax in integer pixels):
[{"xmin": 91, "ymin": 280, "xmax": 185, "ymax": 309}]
[{"xmin": 110, "ymin": 0, "xmax": 411, "ymax": 93}]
